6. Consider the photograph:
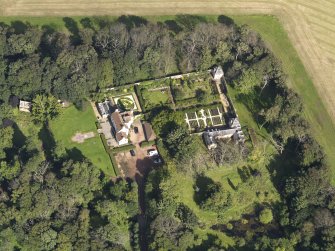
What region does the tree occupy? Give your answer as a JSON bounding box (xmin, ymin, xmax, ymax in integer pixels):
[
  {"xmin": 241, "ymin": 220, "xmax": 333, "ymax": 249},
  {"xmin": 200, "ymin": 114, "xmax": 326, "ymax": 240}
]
[
  {"xmin": 211, "ymin": 141, "xmax": 246, "ymax": 165},
  {"xmin": 234, "ymin": 69, "xmax": 261, "ymax": 95},
  {"xmin": 175, "ymin": 204, "xmax": 199, "ymax": 228},
  {"xmin": 200, "ymin": 183, "xmax": 231, "ymax": 212},
  {"xmin": 32, "ymin": 94, "xmax": 61, "ymax": 124},
  {"xmin": 259, "ymin": 208, "xmax": 273, "ymax": 224}
]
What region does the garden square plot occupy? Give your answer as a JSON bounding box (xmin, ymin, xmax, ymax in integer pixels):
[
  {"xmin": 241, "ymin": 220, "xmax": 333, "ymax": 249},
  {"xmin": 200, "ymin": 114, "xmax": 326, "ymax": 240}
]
[
  {"xmin": 187, "ymin": 112, "xmax": 197, "ymax": 120},
  {"xmin": 189, "ymin": 120, "xmax": 199, "ymax": 128},
  {"xmin": 210, "ymin": 108, "xmax": 220, "ymax": 116},
  {"xmin": 212, "ymin": 116, "xmax": 223, "ymax": 126},
  {"xmin": 113, "ymin": 94, "xmax": 138, "ymax": 111},
  {"xmin": 139, "ymin": 87, "xmax": 171, "ymax": 110},
  {"xmin": 171, "ymin": 77, "xmax": 214, "ymax": 101},
  {"xmin": 198, "ymin": 119, "xmax": 206, "ymax": 128}
]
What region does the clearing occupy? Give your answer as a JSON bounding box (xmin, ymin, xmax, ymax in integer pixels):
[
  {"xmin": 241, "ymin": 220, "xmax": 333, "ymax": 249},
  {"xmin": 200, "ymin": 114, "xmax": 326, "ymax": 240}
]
[{"xmin": 49, "ymin": 103, "xmax": 114, "ymax": 176}]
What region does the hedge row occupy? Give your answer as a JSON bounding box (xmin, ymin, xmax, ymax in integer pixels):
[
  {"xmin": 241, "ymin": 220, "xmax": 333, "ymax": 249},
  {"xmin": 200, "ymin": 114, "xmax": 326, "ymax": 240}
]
[
  {"xmin": 174, "ymin": 94, "xmax": 220, "ymax": 109},
  {"xmin": 111, "ymin": 144, "xmax": 136, "ymax": 153},
  {"xmin": 98, "ymin": 135, "xmax": 119, "ymax": 177},
  {"xmin": 140, "ymin": 140, "xmax": 156, "ymax": 148},
  {"xmin": 110, "ymin": 154, "xmax": 120, "ymax": 176}
]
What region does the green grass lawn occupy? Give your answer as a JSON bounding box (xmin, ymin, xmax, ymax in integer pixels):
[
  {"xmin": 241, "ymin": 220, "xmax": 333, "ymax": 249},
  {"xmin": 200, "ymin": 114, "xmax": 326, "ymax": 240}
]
[
  {"xmin": 232, "ymin": 15, "xmax": 335, "ymax": 183},
  {"xmin": 140, "ymin": 88, "xmax": 171, "ymax": 110},
  {"xmin": 49, "ymin": 103, "xmax": 115, "ymax": 176}
]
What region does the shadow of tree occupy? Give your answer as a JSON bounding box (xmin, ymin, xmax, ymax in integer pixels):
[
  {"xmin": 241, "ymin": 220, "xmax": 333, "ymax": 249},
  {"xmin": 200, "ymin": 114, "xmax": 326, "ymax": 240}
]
[
  {"xmin": 38, "ymin": 124, "xmax": 56, "ymax": 161},
  {"xmin": 164, "ymin": 20, "xmax": 183, "ymax": 34},
  {"xmin": 117, "ymin": 15, "xmax": 148, "ymax": 29},
  {"xmin": 193, "ymin": 174, "xmax": 217, "ymax": 205},
  {"xmin": 66, "ymin": 147, "xmax": 86, "ymax": 162},
  {"xmin": 12, "ymin": 122, "xmax": 26, "ymax": 149},
  {"xmin": 267, "ymin": 139, "xmax": 299, "ymax": 190},
  {"xmin": 63, "ymin": 17, "xmax": 81, "ymax": 44},
  {"xmin": 10, "ymin": 21, "xmax": 28, "ymax": 33},
  {"xmin": 217, "ymin": 15, "xmax": 235, "ymax": 26}
]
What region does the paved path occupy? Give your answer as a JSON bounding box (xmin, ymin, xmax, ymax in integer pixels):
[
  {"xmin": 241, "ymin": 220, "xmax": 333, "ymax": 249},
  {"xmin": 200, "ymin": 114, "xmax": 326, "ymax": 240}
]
[{"xmin": 215, "ymin": 80, "xmax": 230, "ymax": 113}]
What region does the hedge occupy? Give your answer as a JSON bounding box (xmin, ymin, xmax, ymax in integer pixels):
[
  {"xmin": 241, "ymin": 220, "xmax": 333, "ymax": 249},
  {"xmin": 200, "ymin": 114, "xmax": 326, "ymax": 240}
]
[
  {"xmin": 98, "ymin": 135, "xmax": 118, "ymax": 177},
  {"xmin": 174, "ymin": 95, "xmax": 220, "ymax": 109},
  {"xmin": 110, "ymin": 153, "xmax": 120, "ymax": 176},
  {"xmin": 111, "ymin": 144, "xmax": 136, "ymax": 153},
  {"xmin": 140, "ymin": 140, "xmax": 156, "ymax": 148}
]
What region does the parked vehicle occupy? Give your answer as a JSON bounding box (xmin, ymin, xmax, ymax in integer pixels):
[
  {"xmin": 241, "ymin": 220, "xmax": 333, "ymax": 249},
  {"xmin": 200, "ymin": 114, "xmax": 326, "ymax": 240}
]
[
  {"xmin": 147, "ymin": 149, "xmax": 158, "ymax": 157},
  {"xmin": 130, "ymin": 149, "xmax": 136, "ymax": 156},
  {"xmin": 153, "ymin": 157, "xmax": 162, "ymax": 164}
]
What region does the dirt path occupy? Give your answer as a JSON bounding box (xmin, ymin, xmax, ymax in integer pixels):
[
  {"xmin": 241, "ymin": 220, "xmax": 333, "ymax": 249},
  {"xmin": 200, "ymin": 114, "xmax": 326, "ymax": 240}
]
[
  {"xmin": 136, "ymin": 173, "xmax": 148, "ymax": 251},
  {"xmin": 215, "ymin": 80, "xmax": 230, "ymax": 113}
]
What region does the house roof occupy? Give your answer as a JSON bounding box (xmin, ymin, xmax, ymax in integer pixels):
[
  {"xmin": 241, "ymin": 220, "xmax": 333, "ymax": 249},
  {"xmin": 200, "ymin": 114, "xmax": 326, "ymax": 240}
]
[
  {"xmin": 111, "ymin": 110, "xmax": 124, "ymax": 132},
  {"xmin": 143, "ymin": 122, "xmax": 155, "ymax": 141},
  {"xmin": 115, "ymin": 131, "xmax": 127, "ymax": 142},
  {"xmin": 229, "ymin": 117, "xmax": 241, "ymax": 129},
  {"xmin": 122, "ymin": 111, "xmax": 133, "ymax": 123},
  {"xmin": 212, "ymin": 66, "xmax": 224, "ymax": 80},
  {"xmin": 98, "ymin": 101, "xmax": 110, "ymax": 116},
  {"xmin": 19, "ymin": 100, "xmax": 32, "ymax": 112},
  {"xmin": 19, "ymin": 100, "xmax": 31, "ymax": 108}
]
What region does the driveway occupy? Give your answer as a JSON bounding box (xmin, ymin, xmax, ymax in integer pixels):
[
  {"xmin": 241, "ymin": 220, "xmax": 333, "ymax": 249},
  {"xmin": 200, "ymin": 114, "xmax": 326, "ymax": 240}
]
[
  {"xmin": 115, "ymin": 144, "xmax": 158, "ymax": 179},
  {"xmin": 130, "ymin": 119, "xmax": 146, "ymax": 144}
]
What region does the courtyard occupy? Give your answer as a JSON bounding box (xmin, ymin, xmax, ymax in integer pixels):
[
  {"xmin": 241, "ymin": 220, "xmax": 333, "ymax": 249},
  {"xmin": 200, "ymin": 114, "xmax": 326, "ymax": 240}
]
[{"xmin": 115, "ymin": 143, "xmax": 158, "ymax": 179}]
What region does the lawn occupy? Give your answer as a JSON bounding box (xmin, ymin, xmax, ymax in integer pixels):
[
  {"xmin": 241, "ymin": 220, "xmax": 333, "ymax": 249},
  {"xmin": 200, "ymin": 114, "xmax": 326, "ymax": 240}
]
[
  {"xmin": 171, "ymin": 77, "xmax": 213, "ymax": 100},
  {"xmin": 232, "ymin": 15, "xmax": 335, "ymax": 183},
  {"xmin": 49, "ymin": 103, "xmax": 115, "ymax": 176},
  {"xmin": 140, "ymin": 87, "xmax": 171, "ymax": 110}
]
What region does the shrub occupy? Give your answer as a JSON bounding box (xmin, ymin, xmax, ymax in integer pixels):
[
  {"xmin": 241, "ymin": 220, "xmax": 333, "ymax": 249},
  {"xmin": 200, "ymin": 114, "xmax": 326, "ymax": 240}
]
[
  {"xmin": 140, "ymin": 140, "xmax": 156, "ymax": 148},
  {"xmin": 259, "ymin": 208, "xmax": 273, "ymax": 224},
  {"xmin": 111, "ymin": 144, "xmax": 136, "ymax": 153},
  {"xmin": 175, "ymin": 204, "xmax": 199, "ymax": 228}
]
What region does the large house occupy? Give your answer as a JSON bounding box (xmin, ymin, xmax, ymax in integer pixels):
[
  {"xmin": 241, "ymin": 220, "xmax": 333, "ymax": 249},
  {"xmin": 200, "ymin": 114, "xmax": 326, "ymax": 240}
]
[
  {"xmin": 203, "ymin": 117, "xmax": 245, "ymax": 150},
  {"xmin": 110, "ymin": 109, "xmax": 134, "ymax": 146}
]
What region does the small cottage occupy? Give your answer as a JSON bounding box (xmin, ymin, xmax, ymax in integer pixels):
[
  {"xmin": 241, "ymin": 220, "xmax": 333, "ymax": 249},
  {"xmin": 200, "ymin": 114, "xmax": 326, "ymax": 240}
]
[
  {"xmin": 211, "ymin": 66, "xmax": 224, "ymax": 81},
  {"xmin": 19, "ymin": 100, "xmax": 32, "ymax": 113}
]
